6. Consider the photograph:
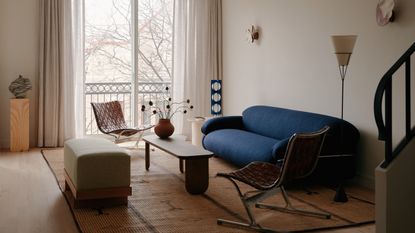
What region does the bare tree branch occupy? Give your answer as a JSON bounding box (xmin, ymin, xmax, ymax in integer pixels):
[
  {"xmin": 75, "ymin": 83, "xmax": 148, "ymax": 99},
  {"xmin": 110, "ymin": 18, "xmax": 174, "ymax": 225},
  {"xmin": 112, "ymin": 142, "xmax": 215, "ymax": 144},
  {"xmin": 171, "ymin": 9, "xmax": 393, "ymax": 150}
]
[{"xmin": 85, "ymin": 0, "xmax": 173, "ymax": 84}]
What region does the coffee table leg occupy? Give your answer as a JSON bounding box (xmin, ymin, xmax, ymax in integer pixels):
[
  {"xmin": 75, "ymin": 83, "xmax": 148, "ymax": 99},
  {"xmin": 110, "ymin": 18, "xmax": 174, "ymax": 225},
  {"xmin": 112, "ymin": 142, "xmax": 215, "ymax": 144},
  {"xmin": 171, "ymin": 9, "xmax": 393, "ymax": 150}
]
[
  {"xmin": 145, "ymin": 142, "xmax": 150, "ymax": 170},
  {"xmin": 179, "ymin": 158, "xmax": 184, "ymax": 173},
  {"xmin": 185, "ymin": 158, "xmax": 209, "ymax": 194}
]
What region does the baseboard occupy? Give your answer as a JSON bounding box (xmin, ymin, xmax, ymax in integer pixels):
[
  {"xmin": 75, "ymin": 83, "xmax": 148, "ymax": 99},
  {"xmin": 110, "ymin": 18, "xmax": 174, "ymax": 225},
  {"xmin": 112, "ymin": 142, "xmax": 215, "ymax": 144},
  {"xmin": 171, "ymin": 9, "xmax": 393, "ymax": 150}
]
[{"xmin": 348, "ymin": 173, "xmax": 375, "ymax": 189}]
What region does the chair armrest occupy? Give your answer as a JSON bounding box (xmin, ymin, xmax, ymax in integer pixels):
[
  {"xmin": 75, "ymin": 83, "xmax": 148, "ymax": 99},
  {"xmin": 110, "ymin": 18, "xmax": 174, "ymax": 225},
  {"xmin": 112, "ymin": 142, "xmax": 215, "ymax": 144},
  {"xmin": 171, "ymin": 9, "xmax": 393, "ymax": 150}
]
[
  {"xmin": 134, "ymin": 124, "xmax": 154, "ymax": 131},
  {"xmin": 201, "ymin": 116, "xmax": 244, "ymax": 135}
]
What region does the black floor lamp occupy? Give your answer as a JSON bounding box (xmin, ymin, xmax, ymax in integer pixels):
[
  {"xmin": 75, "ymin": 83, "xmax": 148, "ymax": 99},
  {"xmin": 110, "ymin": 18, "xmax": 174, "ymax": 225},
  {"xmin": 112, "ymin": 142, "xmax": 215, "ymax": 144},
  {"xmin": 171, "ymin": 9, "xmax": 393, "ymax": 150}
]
[{"xmin": 331, "ymin": 35, "xmax": 357, "ymax": 202}]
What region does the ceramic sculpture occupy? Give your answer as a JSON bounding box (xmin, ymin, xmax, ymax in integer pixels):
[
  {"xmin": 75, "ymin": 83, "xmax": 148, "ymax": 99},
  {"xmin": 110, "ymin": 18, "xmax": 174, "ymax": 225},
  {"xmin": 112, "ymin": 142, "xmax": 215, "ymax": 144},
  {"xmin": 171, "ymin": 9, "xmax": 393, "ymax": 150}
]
[{"xmin": 9, "ymin": 75, "xmax": 32, "ymax": 98}]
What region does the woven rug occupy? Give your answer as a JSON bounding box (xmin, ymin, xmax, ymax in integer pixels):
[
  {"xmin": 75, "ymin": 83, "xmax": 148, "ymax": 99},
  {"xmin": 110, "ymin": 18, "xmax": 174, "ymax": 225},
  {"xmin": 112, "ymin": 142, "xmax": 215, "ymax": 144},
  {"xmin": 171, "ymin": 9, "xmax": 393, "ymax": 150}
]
[{"xmin": 42, "ymin": 148, "xmax": 375, "ymax": 233}]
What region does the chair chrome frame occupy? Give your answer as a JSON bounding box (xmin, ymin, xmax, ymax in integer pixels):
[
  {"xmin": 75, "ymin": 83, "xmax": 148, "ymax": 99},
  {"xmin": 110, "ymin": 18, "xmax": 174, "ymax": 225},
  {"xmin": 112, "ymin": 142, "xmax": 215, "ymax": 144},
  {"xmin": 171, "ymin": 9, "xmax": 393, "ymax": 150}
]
[
  {"xmin": 111, "ymin": 125, "xmax": 153, "ymax": 147},
  {"xmin": 217, "ymin": 126, "xmax": 331, "ymax": 232}
]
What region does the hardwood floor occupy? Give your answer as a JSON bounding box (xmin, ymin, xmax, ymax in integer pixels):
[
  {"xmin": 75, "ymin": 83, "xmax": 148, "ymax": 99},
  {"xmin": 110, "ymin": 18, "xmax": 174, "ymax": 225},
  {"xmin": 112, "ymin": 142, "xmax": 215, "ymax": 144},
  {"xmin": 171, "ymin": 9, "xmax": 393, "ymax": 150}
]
[
  {"xmin": 0, "ymin": 149, "xmax": 375, "ymax": 233},
  {"xmin": 0, "ymin": 149, "xmax": 78, "ymax": 233}
]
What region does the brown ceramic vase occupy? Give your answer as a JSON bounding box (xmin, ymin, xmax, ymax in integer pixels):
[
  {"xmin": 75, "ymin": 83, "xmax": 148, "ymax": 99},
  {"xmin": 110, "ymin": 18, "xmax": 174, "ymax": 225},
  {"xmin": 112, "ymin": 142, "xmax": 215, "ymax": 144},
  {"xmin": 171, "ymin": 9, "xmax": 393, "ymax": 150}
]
[{"xmin": 154, "ymin": 119, "xmax": 175, "ymax": 139}]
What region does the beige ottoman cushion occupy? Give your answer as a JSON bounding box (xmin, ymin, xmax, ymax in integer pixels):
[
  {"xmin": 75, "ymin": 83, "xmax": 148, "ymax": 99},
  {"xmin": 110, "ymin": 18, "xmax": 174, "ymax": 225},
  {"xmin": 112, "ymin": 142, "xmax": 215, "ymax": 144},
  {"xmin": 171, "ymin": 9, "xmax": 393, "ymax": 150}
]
[{"xmin": 64, "ymin": 138, "xmax": 130, "ymax": 191}]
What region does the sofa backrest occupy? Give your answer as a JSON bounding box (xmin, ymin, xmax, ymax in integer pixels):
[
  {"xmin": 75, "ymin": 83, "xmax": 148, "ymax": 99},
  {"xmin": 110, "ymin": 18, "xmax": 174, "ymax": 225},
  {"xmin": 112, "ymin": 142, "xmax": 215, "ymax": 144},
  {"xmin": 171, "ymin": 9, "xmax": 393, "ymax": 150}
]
[{"xmin": 242, "ymin": 105, "xmax": 360, "ymax": 155}]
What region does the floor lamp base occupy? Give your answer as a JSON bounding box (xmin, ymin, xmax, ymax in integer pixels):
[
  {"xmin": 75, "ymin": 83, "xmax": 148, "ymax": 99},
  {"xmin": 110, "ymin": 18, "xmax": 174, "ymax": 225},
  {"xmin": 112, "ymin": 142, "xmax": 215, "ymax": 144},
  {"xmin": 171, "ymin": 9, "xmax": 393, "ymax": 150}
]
[{"xmin": 333, "ymin": 184, "xmax": 348, "ymax": 202}]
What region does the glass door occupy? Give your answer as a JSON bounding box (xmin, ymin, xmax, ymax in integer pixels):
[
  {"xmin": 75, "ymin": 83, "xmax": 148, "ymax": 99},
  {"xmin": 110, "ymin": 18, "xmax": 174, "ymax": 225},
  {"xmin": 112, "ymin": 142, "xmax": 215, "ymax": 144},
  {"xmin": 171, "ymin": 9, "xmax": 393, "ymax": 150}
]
[{"xmin": 83, "ymin": 0, "xmax": 173, "ymax": 134}]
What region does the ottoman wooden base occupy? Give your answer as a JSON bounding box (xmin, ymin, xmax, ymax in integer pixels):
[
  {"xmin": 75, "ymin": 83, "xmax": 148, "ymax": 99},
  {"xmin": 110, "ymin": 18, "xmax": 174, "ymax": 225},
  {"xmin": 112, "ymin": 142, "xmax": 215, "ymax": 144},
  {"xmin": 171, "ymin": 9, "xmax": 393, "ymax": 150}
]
[{"xmin": 64, "ymin": 170, "xmax": 131, "ymax": 209}]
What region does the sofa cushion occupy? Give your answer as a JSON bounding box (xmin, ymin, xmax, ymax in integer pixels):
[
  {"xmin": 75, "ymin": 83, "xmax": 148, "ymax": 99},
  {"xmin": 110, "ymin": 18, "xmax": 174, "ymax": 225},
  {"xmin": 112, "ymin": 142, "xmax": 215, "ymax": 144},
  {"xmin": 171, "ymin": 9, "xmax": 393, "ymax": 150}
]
[
  {"xmin": 203, "ymin": 129, "xmax": 279, "ymax": 167},
  {"xmin": 243, "ymin": 105, "xmax": 339, "ymax": 140},
  {"xmin": 242, "ymin": 105, "xmax": 359, "ymax": 155}
]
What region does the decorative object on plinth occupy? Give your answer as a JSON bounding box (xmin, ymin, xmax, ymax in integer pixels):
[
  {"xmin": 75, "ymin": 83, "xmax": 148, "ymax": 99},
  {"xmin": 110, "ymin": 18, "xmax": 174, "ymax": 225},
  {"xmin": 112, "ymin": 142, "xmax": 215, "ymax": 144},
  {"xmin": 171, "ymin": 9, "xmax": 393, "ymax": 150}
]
[
  {"xmin": 331, "ymin": 35, "xmax": 357, "ymax": 203},
  {"xmin": 211, "ymin": 80, "xmax": 222, "ymax": 116},
  {"xmin": 141, "ymin": 86, "xmax": 193, "ymax": 139},
  {"xmin": 154, "ymin": 119, "xmax": 175, "ymax": 139},
  {"xmin": 9, "ymin": 75, "xmax": 32, "ymax": 98}
]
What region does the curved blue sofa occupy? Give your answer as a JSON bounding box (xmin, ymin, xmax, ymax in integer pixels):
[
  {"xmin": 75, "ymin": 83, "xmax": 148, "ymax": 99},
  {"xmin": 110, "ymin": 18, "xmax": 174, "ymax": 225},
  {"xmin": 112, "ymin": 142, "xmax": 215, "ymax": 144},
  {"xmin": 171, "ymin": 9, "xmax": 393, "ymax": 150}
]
[{"xmin": 202, "ymin": 105, "xmax": 360, "ymax": 181}]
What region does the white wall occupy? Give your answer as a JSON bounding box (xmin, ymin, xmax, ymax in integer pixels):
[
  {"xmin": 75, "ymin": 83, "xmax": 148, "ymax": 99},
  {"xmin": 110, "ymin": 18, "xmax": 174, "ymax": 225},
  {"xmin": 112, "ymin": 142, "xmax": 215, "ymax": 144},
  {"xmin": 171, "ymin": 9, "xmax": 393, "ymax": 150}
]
[
  {"xmin": 376, "ymin": 138, "xmax": 415, "ymax": 233},
  {"xmin": 0, "ymin": 0, "xmax": 39, "ymax": 148},
  {"xmin": 222, "ymin": 0, "xmax": 415, "ymax": 187}
]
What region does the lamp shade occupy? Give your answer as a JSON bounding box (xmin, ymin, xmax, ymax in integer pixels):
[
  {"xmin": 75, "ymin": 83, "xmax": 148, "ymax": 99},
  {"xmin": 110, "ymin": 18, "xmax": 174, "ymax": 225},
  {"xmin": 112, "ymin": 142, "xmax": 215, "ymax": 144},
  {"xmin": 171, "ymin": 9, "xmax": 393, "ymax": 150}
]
[{"xmin": 331, "ymin": 35, "xmax": 357, "ymax": 66}]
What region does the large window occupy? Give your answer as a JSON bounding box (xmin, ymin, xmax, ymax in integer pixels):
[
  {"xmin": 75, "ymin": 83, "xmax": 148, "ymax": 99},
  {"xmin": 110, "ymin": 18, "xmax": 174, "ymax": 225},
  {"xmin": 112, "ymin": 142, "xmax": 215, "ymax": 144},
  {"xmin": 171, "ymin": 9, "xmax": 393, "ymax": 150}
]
[{"xmin": 84, "ymin": 0, "xmax": 173, "ymax": 134}]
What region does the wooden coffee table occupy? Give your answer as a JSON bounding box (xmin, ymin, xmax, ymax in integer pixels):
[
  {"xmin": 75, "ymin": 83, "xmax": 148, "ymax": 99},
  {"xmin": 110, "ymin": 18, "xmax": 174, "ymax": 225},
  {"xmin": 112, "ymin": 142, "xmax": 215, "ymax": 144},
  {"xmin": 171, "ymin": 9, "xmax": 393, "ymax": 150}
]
[{"xmin": 143, "ymin": 135, "xmax": 213, "ymax": 195}]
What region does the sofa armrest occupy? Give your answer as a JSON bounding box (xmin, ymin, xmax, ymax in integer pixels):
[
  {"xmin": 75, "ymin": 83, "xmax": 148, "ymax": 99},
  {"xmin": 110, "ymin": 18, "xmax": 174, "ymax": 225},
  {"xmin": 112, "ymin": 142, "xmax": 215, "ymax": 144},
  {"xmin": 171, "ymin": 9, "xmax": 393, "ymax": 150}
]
[
  {"xmin": 201, "ymin": 116, "xmax": 244, "ymax": 135},
  {"xmin": 271, "ymin": 138, "xmax": 290, "ymax": 160}
]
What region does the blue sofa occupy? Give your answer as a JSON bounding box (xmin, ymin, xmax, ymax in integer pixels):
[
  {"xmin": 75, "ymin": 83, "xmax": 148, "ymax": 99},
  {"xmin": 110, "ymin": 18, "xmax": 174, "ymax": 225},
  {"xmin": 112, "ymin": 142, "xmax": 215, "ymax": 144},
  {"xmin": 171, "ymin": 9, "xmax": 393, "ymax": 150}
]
[{"xmin": 202, "ymin": 105, "xmax": 360, "ymax": 181}]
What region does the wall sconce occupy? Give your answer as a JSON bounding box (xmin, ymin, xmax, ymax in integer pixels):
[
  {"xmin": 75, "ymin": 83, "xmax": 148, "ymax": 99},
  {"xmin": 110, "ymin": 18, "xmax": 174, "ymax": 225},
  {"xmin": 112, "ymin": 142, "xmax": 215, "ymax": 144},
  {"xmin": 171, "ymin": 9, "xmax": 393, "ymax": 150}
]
[
  {"xmin": 247, "ymin": 25, "xmax": 259, "ymax": 43},
  {"xmin": 376, "ymin": 0, "xmax": 395, "ymax": 26}
]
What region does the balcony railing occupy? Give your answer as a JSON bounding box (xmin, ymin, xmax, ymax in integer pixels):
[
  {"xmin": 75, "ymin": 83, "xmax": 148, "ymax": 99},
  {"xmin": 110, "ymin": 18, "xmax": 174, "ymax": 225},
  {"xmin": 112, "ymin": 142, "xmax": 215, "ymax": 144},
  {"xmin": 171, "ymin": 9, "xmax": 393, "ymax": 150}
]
[{"xmin": 85, "ymin": 81, "xmax": 171, "ymax": 135}]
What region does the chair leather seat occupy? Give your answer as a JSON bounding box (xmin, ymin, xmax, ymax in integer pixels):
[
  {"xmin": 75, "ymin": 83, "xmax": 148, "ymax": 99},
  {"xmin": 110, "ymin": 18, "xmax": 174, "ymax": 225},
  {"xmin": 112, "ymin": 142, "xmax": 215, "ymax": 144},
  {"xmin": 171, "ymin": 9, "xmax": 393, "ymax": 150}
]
[{"xmin": 218, "ymin": 162, "xmax": 281, "ymax": 190}]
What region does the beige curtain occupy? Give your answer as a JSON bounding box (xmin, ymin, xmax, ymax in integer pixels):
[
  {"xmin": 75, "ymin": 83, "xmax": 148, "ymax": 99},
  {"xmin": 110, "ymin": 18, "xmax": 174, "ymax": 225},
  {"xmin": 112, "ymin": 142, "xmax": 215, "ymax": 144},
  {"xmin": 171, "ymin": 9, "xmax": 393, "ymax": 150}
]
[
  {"xmin": 38, "ymin": 0, "xmax": 83, "ymax": 147},
  {"xmin": 172, "ymin": 0, "xmax": 222, "ymax": 137}
]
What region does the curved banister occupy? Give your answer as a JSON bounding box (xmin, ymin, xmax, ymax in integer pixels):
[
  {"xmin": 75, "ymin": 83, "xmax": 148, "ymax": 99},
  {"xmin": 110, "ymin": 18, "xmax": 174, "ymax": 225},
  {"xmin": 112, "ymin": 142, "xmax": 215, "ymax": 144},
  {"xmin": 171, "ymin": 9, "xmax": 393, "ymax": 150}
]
[
  {"xmin": 374, "ymin": 76, "xmax": 388, "ymax": 140},
  {"xmin": 374, "ymin": 42, "xmax": 415, "ymax": 141}
]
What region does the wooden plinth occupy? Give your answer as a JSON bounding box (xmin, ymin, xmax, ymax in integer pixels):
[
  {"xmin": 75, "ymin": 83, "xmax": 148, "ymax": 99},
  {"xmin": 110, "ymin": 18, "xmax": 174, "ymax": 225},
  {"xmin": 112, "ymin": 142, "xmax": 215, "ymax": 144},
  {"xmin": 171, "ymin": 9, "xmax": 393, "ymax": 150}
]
[{"xmin": 10, "ymin": 99, "xmax": 29, "ymax": 152}]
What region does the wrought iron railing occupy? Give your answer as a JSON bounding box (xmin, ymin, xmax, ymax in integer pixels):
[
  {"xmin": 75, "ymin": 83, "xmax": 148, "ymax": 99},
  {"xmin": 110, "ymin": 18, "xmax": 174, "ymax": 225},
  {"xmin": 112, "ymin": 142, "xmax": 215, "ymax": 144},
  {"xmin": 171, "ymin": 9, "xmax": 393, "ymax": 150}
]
[
  {"xmin": 85, "ymin": 81, "xmax": 171, "ymax": 134},
  {"xmin": 374, "ymin": 42, "xmax": 415, "ymax": 168}
]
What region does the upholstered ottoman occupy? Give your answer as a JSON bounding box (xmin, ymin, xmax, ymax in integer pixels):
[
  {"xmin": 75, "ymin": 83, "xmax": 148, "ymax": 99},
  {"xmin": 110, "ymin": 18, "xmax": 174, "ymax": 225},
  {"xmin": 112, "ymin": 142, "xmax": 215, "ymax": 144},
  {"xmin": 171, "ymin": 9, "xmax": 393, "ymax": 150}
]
[{"xmin": 64, "ymin": 138, "xmax": 131, "ymax": 208}]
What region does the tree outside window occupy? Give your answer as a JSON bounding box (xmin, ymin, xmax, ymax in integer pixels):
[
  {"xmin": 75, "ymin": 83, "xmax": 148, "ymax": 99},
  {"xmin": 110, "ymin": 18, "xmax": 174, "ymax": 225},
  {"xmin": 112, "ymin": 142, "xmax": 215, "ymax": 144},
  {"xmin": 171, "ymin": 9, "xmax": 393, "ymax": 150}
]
[{"xmin": 84, "ymin": 0, "xmax": 173, "ymax": 134}]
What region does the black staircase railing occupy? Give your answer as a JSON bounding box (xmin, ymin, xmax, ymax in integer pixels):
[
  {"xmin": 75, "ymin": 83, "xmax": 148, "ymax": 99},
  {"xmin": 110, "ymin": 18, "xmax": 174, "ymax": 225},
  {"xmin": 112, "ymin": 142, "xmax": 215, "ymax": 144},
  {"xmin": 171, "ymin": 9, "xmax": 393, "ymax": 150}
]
[{"xmin": 374, "ymin": 42, "xmax": 415, "ymax": 168}]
